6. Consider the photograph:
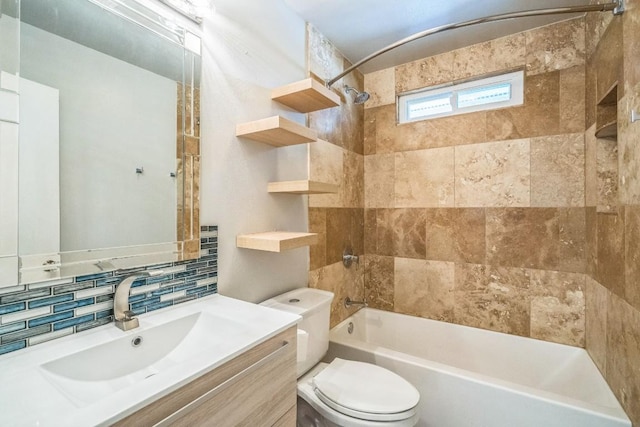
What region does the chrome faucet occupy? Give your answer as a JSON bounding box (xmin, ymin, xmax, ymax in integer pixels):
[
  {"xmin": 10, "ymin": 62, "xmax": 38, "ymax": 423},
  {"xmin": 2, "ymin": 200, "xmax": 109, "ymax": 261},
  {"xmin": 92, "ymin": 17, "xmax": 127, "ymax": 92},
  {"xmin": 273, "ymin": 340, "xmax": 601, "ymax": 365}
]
[
  {"xmin": 343, "ymin": 247, "xmax": 359, "ymax": 269},
  {"xmin": 344, "ymin": 297, "xmax": 367, "ymax": 309},
  {"xmin": 114, "ymin": 270, "xmax": 163, "ymax": 331}
]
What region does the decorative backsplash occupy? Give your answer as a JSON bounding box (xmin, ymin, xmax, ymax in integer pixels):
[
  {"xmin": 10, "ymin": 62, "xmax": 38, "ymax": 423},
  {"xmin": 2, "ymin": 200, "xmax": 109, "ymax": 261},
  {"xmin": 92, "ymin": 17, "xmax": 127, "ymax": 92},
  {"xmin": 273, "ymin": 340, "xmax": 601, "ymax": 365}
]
[{"xmin": 0, "ymin": 226, "xmax": 218, "ymax": 356}]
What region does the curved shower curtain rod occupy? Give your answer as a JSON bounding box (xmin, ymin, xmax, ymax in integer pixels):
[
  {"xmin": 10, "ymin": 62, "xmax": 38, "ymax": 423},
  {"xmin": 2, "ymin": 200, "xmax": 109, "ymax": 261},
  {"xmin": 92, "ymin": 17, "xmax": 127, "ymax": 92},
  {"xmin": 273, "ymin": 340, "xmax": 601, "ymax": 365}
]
[{"xmin": 325, "ymin": 0, "xmax": 624, "ymax": 88}]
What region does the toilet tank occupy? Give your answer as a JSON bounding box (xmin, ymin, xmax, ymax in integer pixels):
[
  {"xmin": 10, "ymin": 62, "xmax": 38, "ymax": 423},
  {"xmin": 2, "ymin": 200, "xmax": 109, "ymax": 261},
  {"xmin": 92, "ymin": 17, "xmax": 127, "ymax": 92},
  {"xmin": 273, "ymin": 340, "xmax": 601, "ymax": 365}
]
[{"xmin": 261, "ymin": 288, "xmax": 334, "ymax": 377}]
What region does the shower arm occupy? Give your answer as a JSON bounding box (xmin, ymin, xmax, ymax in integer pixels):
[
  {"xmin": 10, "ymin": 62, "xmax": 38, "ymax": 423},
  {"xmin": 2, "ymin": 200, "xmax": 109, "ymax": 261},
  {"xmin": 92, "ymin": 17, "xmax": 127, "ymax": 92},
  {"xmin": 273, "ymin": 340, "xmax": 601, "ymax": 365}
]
[{"xmin": 324, "ymin": 0, "xmax": 624, "ymax": 88}]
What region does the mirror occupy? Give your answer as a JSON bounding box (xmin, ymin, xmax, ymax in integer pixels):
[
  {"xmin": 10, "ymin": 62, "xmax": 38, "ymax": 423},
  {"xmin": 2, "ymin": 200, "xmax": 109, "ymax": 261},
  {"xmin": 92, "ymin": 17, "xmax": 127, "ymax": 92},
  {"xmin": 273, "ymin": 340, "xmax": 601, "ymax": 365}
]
[
  {"xmin": 12, "ymin": 0, "xmax": 201, "ymax": 284},
  {"xmin": 0, "ymin": 0, "xmax": 20, "ymax": 287}
]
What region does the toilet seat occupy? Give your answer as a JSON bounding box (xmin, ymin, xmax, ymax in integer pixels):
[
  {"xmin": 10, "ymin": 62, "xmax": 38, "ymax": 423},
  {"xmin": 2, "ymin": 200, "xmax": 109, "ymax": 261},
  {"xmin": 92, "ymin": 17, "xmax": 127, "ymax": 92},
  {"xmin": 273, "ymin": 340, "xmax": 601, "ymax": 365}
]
[{"xmin": 312, "ymin": 358, "xmax": 420, "ymax": 422}]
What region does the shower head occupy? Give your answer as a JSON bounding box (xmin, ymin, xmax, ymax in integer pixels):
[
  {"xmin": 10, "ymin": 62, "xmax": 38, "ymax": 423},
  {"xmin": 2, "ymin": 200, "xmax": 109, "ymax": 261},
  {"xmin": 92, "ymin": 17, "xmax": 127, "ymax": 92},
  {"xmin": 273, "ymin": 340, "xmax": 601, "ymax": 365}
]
[{"xmin": 344, "ymin": 86, "xmax": 370, "ymax": 104}]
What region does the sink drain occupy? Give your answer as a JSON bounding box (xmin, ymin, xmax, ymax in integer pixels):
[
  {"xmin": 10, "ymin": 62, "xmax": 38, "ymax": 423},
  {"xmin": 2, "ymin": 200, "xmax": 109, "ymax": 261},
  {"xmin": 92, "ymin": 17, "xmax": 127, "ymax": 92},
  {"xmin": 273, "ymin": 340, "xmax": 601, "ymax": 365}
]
[{"xmin": 131, "ymin": 336, "xmax": 143, "ymax": 347}]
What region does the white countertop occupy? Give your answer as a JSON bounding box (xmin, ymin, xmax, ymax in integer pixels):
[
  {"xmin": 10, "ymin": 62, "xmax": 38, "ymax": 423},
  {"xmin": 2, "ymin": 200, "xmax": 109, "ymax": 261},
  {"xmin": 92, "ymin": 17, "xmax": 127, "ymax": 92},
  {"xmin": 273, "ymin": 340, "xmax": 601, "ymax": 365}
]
[{"xmin": 0, "ymin": 294, "xmax": 299, "ymax": 426}]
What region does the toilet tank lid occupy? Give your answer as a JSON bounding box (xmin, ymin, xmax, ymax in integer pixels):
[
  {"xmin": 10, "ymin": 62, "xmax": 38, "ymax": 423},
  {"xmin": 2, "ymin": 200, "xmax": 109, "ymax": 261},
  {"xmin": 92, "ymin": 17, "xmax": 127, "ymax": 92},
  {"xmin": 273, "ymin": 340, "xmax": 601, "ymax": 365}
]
[{"xmin": 260, "ymin": 288, "xmax": 334, "ymax": 316}]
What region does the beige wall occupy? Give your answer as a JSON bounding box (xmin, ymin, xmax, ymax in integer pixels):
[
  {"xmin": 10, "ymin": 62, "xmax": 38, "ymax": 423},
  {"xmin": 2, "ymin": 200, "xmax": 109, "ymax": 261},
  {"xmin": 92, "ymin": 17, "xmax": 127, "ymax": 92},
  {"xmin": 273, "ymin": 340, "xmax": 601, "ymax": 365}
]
[
  {"xmin": 305, "ymin": 24, "xmax": 366, "ymax": 327},
  {"xmin": 363, "ymin": 17, "xmax": 587, "ymax": 346},
  {"xmin": 362, "ymin": 5, "xmax": 640, "ymax": 424},
  {"xmin": 584, "ymin": 0, "xmax": 640, "ymax": 423}
]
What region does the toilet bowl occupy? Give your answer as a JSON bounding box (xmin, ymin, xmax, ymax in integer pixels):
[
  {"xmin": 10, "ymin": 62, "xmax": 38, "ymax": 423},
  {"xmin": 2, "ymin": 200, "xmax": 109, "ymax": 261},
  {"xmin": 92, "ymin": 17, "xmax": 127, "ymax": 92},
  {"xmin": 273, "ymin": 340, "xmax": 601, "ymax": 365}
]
[{"xmin": 261, "ymin": 288, "xmax": 419, "ymax": 427}]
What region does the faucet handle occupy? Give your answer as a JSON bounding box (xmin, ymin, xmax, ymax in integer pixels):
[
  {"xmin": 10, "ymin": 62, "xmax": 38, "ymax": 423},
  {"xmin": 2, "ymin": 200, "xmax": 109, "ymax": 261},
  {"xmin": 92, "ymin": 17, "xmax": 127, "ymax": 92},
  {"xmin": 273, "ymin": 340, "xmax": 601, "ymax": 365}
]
[{"xmin": 123, "ymin": 310, "xmax": 136, "ymax": 320}]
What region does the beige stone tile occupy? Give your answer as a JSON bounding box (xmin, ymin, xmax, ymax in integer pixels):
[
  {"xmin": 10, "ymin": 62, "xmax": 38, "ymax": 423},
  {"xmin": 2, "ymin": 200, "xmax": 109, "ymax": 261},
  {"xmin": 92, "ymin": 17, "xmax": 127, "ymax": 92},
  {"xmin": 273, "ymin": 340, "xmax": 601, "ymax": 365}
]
[
  {"xmin": 340, "ymin": 61, "xmax": 365, "ymax": 155},
  {"xmin": 394, "ymin": 112, "xmax": 487, "ymax": 152},
  {"xmin": 309, "ymin": 208, "xmax": 327, "ymax": 271},
  {"xmin": 585, "ymin": 125, "xmax": 598, "ymax": 207},
  {"xmin": 625, "ymin": 206, "xmax": 640, "ymax": 312},
  {"xmin": 364, "ymin": 255, "xmax": 394, "ymax": 311},
  {"xmin": 307, "ymin": 24, "xmax": 343, "ymax": 83},
  {"xmin": 586, "ymin": 207, "xmax": 598, "ymax": 278},
  {"xmin": 586, "ymin": 57, "xmax": 597, "ymax": 129},
  {"xmin": 530, "ymin": 133, "xmax": 585, "ymax": 207},
  {"xmin": 365, "ymin": 154, "xmax": 395, "ymax": 209},
  {"xmin": 606, "ymin": 292, "xmax": 640, "ymax": 426},
  {"xmin": 455, "ymin": 139, "xmax": 530, "ymax": 207},
  {"xmin": 586, "ymin": 275, "xmax": 608, "ymax": 375},
  {"xmin": 365, "ymin": 68, "xmax": 395, "ymax": 109},
  {"xmin": 364, "ymin": 208, "xmax": 377, "ymax": 254},
  {"xmin": 559, "ymin": 65, "xmax": 586, "ymax": 133},
  {"xmin": 623, "ymin": 0, "xmax": 640, "ymax": 93},
  {"xmin": 595, "ymin": 19, "xmax": 623, "ymax": 104},
  {"xmin": 597, "ymin": 209, "xmax": 626, "ymax": 298},
  {"xmin": 424, "ymin": 208, "xmax": 486, "ymax": 264},
  {"xmin": 309, "ymin": 139, "xmax": 343, "ymax": 208},
  {"xmin": 309, "ymin": 260, "xmax": 365, "ymax": 328},
  {"xmin": 376, "ymin": 209, "xmax": 426, "ymax": 259},
  {"xmin": 486, "ymin": 208, "xmax": 559, "ymax": 270},
  {"xmin": 618, "ymin": 86, "xmax": 640, "ymax": 204},
  {"xmin": 585, "ymin": 7, "xmax": 613, "ymax": 59},
  {"xmin": 596, "ymin": 138, "xmax": 618, "ymax": 212},
  {"xmin": 396, "ymin": 148, "xmax": 455, "ymax": 207},
  {"xmin": 558, "ymin": 208, "xmax": 587, "ymax": 274},
  {"xmin": 395, "ymin": 52, "xmax": 454, "ymax": 94},
  {"xmin": 394, "ymin": 120, "xmax": 430, "ymax": 152},
  {"xmin": 486, "ymin": 72, "xmax": 560, "ymax": 140},
  {"xmin": 452, "ymin": 33, "xmax": 526, "ymax": 80},
  {"xmin": 364, "ymin": 108, "xmax": 377, "ymax": 155},
  {"xmin": 525, "ymin": 17, "xmax": 586, "ymax": 75},
  {"xmin": 375, "ymin": 209, "xmax": 395, "ymax": 257},
  {"xmin": 395, "ymin": 258, "xmax": 454, "ymax": 322},
  {"xmin": 326, "ymin": 208, "xmax": 364, "ymax": 265},
  {"xmin": 374, "ymin": 104, "xmax": 398, "ymax": 154},
  {"xmin": 309, "ymin": 106, "xmax": 344, "ymax": 148},
  {"xmin": 453, "ymin": 263, "xmax": 531, "ymax": 336},
  {"xmin": 530, "ymin": 270, "xmax": 585, "ymax": 347},
  {"xmin": 342, "ymin": 151, "xmax": 364, "ymax": 208}
]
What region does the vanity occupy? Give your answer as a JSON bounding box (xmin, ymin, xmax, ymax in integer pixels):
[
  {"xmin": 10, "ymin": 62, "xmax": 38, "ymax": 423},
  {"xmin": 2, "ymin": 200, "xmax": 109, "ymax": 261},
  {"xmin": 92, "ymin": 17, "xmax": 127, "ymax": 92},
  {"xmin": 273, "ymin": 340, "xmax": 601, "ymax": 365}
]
[{"xmin": 0, "ymin": 295, "xmax": 299, "ymax": 426}]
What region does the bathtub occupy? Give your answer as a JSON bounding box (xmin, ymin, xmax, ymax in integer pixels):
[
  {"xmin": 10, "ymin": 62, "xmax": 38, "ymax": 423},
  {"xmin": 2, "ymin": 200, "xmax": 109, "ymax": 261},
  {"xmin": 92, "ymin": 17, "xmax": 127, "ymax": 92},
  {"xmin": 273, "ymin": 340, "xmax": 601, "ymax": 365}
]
[{"xmin": 325, "ymin": 308, "xmax": 630, "ymax": 427}]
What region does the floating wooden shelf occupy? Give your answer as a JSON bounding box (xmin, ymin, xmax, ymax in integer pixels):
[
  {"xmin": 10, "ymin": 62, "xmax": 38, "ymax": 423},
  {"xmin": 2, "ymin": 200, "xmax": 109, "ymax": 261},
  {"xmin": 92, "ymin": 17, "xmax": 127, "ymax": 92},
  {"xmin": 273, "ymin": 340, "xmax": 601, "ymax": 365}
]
[
  {"xmin": 271, "ymin": 78, "xmax": 341, "ymax": 113},
  {"xmin": 236, "ymin": 116, "xmax": 317, "ymax": 147},
  {"xmin": 267, "ymin": 180, "xmax": 338, "ymax": 194},
  {"xmin": 237, "ymin": 231, "xmax": 318, "ymax": 252},
  {"xmin": 595, "ymin": 121, "xmax": 617, "ymax": 139}
]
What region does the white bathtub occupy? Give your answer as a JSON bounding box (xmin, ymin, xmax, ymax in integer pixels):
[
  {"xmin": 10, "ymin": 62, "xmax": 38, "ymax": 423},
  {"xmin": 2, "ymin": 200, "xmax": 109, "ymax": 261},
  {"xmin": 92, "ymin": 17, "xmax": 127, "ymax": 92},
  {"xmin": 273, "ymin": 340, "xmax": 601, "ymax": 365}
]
[{"xmin": 325, "ymin": 308, "xmax": 630, "ymax": 427}]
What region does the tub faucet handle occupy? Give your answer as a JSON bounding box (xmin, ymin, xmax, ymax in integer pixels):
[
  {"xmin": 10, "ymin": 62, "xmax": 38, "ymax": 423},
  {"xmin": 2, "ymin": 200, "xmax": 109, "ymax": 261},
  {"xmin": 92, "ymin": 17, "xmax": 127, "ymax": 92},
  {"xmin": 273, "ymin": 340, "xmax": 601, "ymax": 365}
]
[
  {"xmin": 344, "ymin": 297, "xmax": 367, "ymax": 309},
  {"xmin": 343, "ymin": 247, "xmax": 359, "ymax": 269}
]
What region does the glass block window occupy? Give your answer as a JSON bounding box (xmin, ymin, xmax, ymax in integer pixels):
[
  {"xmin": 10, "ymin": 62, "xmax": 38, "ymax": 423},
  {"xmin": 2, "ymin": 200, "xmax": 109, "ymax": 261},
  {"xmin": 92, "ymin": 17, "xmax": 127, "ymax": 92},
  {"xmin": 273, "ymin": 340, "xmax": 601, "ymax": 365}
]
[{"xmin": 398, "ymin": 70, "xmax": 524, "ymax": 123}]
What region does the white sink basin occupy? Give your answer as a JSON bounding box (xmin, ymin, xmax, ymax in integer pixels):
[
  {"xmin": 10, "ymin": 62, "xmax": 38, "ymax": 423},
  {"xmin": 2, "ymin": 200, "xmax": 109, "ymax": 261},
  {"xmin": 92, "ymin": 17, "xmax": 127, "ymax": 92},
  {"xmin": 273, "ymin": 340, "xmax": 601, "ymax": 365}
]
[
  {"xmin": 40, "ymin": 311, "xmax": 232, "ymax": 406},
  {"xmin": 0, "ymin": 294, "xmax": 299, "ymax": 426}
]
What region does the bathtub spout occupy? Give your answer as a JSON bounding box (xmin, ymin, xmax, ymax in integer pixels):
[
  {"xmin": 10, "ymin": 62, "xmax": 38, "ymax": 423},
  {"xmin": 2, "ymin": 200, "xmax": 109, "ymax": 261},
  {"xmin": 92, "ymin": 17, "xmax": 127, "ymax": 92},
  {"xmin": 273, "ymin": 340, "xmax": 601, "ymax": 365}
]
[{"xmin": 344, "ymin": 297, "xmax": 367, "ymax": 309}]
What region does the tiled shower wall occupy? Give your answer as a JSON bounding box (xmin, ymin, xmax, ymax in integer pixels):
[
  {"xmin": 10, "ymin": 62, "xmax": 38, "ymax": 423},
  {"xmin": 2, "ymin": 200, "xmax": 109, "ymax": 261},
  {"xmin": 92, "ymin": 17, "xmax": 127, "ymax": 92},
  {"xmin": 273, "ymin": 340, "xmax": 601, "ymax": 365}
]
[
  {"xmin": 363, "ymin": 17, "xmax": 587, "ymax": 347},
  {"xmin": 305, "ymin": 24, "xmax": 366, "ymax": 327},
  {"xmin": 584, "ymin": 0, "xmax": 640, "ymax": 422},
  {"xmin": 0, "ymin": 226, "xmax": 217, "ymax": 356}
]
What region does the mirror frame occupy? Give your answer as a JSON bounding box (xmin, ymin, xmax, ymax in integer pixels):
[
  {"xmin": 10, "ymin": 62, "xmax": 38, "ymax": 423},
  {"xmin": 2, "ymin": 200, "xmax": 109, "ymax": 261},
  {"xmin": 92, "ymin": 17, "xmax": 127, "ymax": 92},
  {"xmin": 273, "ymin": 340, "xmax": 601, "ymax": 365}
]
[{"xmin": 15, "ymin": 0, "xmax": 201, "ymax": 285}]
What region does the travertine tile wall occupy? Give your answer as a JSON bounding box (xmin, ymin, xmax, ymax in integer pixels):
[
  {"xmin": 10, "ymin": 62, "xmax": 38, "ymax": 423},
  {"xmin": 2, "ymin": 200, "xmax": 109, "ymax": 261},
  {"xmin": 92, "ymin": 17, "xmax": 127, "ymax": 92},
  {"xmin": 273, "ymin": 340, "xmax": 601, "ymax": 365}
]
[
  {"xmin": 306, "ymin": 24, "xmax": 366, "ymax": 327},
  {"xmin": 177, "ymin": 84, "xmax": 201, "ymax": 259},
  {"xmin": 584, "ymin": 0, "xmax": 640, "ymax": 423},
  {"xmin": 363, "ymin": 17, "xmax": 588, "ymax": 347}
]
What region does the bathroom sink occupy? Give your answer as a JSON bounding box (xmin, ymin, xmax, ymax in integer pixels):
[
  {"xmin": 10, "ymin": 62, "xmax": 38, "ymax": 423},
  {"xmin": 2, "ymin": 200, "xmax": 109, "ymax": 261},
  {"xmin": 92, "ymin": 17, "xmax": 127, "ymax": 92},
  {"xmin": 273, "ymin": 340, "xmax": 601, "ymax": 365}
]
[
  {"xmin": 0, "ymin": 294, "xmax": 300, "ymax": 427},
  {"xmin": 40, "ymin": 311, "xmax": 241, "ymax": 406}
]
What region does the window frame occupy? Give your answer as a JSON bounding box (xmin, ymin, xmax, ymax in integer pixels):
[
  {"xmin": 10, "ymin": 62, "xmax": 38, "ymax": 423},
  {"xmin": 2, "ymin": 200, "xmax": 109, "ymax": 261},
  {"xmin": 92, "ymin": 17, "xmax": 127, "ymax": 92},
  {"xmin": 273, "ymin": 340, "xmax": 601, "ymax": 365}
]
[{"xmin": 397, "ymin": 70, "xmax": 524, "ymax": 124}]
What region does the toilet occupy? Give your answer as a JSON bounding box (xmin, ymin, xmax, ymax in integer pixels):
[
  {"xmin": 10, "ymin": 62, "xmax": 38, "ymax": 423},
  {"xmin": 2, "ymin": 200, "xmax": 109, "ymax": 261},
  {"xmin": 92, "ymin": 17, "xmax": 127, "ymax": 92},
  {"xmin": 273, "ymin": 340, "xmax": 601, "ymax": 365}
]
[{"xmin": 261, "ymin": 288, "xmax": 420, "ymax": 427}]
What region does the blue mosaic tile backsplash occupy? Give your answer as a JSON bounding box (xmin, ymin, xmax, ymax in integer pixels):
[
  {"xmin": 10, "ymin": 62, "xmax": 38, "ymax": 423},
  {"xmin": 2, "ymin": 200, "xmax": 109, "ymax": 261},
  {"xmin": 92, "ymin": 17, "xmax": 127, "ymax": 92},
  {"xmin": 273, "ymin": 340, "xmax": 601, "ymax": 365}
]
[{"xmin": 0, "ymin": 226, "xmax": 218, "ymax": 356}]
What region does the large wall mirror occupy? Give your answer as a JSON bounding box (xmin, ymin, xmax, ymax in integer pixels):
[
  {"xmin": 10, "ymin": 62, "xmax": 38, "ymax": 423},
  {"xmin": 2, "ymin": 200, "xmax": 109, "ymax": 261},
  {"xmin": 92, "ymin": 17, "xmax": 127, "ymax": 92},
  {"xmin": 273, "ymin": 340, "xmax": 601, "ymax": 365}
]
[{"xmin": 0, "ymin": 0, "xmax": 201, "ymax": 285}]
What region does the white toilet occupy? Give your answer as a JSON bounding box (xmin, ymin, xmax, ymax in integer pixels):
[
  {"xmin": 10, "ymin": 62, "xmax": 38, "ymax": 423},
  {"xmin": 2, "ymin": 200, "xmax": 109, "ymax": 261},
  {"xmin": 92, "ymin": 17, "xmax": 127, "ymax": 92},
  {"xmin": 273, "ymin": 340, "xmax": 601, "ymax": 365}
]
[{"xmin": 261, "ymin": 288, "xmax": 420, "ymax": 427}]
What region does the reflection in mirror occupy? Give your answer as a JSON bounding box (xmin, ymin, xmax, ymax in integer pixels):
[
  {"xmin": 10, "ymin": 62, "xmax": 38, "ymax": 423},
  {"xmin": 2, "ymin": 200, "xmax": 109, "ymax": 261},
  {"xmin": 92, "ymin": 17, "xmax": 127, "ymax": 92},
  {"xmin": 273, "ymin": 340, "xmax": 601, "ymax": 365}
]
[
  {"xmin": 0, "ymin": 0, "xmax": 20, "ymax": 288},
  {"xmin": 17, "ymin": 0, "xmax": 201, "ymax": 284}
]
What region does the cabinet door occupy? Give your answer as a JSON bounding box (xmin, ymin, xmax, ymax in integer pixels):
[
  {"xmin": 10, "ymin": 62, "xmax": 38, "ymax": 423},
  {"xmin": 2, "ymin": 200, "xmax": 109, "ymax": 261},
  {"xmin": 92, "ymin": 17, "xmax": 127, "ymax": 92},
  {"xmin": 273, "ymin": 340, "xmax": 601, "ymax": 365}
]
[{"xmin": 115, "ymin": 326, "xmax": 297, "ymax": 427}]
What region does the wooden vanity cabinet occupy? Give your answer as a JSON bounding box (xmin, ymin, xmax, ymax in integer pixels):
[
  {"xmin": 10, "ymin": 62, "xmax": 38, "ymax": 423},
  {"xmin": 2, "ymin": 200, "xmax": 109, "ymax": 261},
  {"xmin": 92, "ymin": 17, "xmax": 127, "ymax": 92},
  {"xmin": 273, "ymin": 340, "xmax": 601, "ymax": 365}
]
[{"xmin": 114, "ymin": 326, "xmax": 297, "ymax": 427}]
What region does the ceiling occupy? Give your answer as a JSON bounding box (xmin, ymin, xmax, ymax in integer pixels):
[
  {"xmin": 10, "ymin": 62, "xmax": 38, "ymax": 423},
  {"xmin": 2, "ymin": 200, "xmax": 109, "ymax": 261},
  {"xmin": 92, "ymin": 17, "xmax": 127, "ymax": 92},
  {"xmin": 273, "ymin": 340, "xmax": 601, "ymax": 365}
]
[{"xmin": 283, "ymin": 0, "xmax": 595, "ymax": 75}]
